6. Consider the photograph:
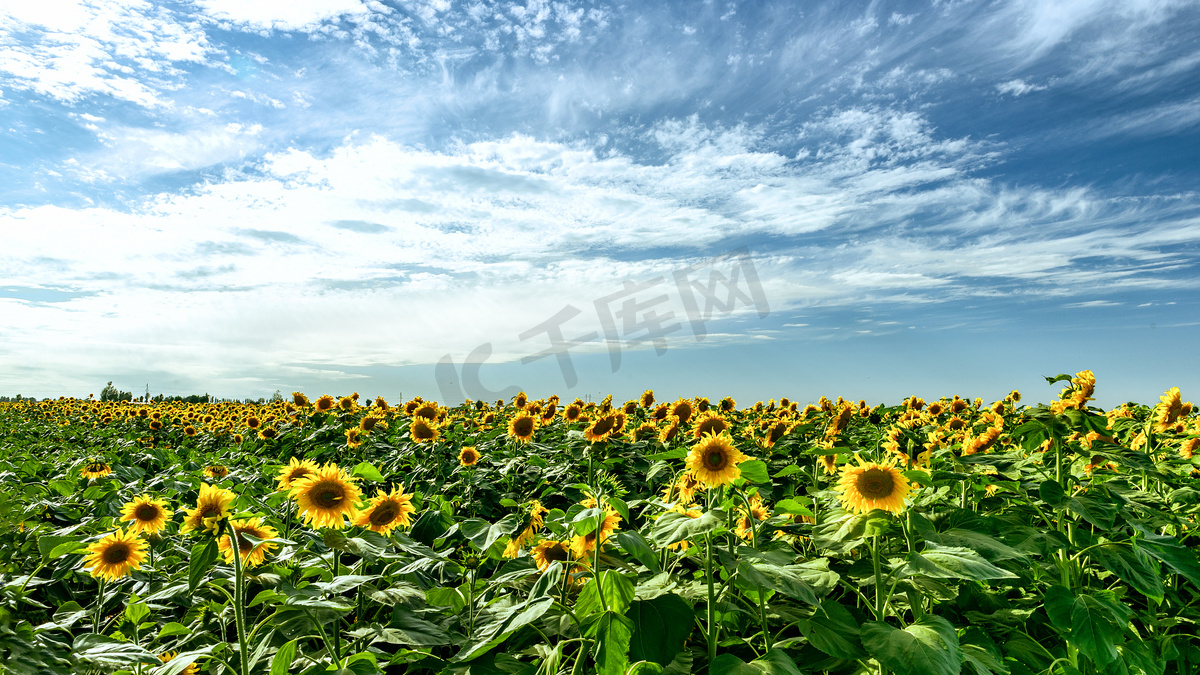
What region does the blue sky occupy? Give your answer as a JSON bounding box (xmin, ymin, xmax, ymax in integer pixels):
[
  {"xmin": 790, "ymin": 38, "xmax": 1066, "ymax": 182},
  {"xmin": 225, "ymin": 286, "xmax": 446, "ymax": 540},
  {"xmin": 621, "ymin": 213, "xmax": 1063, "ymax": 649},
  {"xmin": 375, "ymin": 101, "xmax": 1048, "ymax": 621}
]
[{"xmin": 1, "ymin": 0, "xmax": 1199, "ymax": 408}]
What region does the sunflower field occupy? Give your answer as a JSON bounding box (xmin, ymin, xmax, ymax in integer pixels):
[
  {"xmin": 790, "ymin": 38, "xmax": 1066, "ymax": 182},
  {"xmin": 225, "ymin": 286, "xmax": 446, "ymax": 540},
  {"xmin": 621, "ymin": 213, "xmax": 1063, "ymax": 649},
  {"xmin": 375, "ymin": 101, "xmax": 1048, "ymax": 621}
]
[{"xmin": 1, "ymin": 371, "xmax": 1199, "ymax": 675}]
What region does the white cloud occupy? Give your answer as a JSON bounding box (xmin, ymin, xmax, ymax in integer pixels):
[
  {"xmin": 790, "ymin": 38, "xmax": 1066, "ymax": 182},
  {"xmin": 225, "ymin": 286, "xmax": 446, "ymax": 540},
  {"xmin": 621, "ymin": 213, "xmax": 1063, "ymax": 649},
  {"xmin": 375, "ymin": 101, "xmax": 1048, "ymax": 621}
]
[
  {"xmin": 996, "ymin": 78, "xmax": 1047, "ymax": 96},
  {"xmin": 191, "ymin": 0, "xmax": 373, "ymax": 33}
]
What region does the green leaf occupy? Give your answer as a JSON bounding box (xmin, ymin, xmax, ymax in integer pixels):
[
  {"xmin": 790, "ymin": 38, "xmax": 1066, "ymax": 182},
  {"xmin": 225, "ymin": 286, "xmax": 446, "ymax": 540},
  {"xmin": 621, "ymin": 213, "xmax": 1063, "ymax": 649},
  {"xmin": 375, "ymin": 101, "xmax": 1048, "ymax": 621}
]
[
  {"xmin": 1088, "ymin": 544, "xmax": 1163, "ymax": 603},
  {"xmin": 73, "ymin": 634, "xmax": 160, "ymax": 668},
  {"xmin": 649, "ymin": 509, "xmax": 726, "ymax": 547},
  {"xmin": 616, "ymin": 531, "xmax": 662, "ymax": 573},
  {"xmin": 750, "ymin": 650, "xmax": 803, "ymax": 675},
  {"xmin": 799, "ymin": 599, "xmax": 867, "ymax": 659},
  {"xmin": 738, "ymin": 459, "xmax": 769, "ymax": 484},
  {"xmin": 156, "ymin": 622, "xmax": 190, "ymax": 639},
  {"xmin": 454, "ymin": 596, "xmax": 555, "ymax": 662},
  {"xmin": 1065, "ymin": 496, "xmax": 1117, "ymax": 530},
  {"xmin": 903, "ymin": 470, "xmax": 933, "ymax": 489},
  {"xmin": 627, "ymin": 663, "xmax": 665, "ymax": 675},
  {"xmin": 961, "ymin": 627, "xmax": 1009, "ymax": 675},
  {"xmin": 593, "ymin": 611, "xmax": 633, "ymax": 675},
  {"xmin": 736, "ymin": 558, "xmax": 818, "ymax": 605},
  {"xmin": 154, "ymin": 645, "xmax": 219, "ymax": 675},
  {"xmin": 773, "ymin": 465, "xmax": 804, "ymax": 478},
  {"xmin": 1070, "ymin": 593, "xmax": 1128, "ymax": 668},
  {"xmin": 902, "ymin": 543, "xmax": 1018, "ymax": 581},
  {"xmin": 861, "ymin": 616, "xmax": 962, "ymax": 675},
  {"xmin": 461, "ymin": 515, "xmax": 520, "ymax": 552},
  {"xmin": 315, "ymin": 575, "xmax": 382, "ymax": 595},
  {"xmin": 124, "ymin": 601, "xmax": 150, "ymax": 626},
  {"xmin": 38, "ymin": 535, "xmax": 85, "ymax": 562},
  {"xmin": 1133, "ymin": 529, "xmax": 1200, "ymax": 589},
  {"xmin": 188, "ymin": 539, "xmax": 218, "ymax": 594},
  {"xmin": 269, "ymin": 639, "xmax": 297, "ymax": 675},
  {"xmin": 626, "ymin": 593, "xmax": 693, "ymax": 666},
  {"xmin": 708, "ymin": 654, "xmax": 762, "ymax": 675},
  {"xmin": 1043, "ymin": 585, "xmax": 1075, "ymax": 631},
  {"xmin": 351, "ymin": 462, "xmax": 385, "ymax": 483},
  {"xmin": 577, "ymin": 570, "xmax": 636, "ymax": 618},
  {"xmin": 772, "ymin": 499, "xmax": 814, "ymax": 517},
  {"xmin": 1039, "ymin": 480, "xmax": 1066, "ymax": 506}
]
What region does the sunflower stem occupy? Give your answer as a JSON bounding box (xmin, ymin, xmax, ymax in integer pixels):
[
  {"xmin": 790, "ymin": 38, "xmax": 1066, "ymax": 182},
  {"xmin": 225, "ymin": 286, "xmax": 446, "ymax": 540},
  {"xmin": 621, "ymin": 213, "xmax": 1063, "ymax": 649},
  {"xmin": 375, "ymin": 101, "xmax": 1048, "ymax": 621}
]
[
  {"xmin": 331, "ymin": 547, "xmax": 342, "ymax": 667},
  {"xmin": 93, "ymin": 577, "xmax": 106, "ymax": 634},
  {"xmin": 229, "ymin": 530, "xmax": 250, "ymax": 675},
  {"xmin": 871, "ymin": 534, "xmax": 884, "ymax": 622},
  {"xmin": 737, "ymin": 489, "xmax": 770, "ymax": 656},
  {"xmin": 705, "ymin": 533, "xmax": 718, "ymax": 667}
]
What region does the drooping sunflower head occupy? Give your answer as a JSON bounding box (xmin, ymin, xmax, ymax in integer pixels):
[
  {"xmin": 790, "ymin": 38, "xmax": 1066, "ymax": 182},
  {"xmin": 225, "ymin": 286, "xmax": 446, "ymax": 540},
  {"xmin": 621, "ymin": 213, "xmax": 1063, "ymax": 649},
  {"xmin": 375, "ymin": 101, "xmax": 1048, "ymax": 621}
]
[
  {"xmin": 81, "ymin": 460, "xmax": 113, "ymax": 480},
  {"xmin": 181, "ymin": 482, "xmax": 236, "ymax": 535},
  {"xmin": 414, "ymin": 401, "xmax": 440, "ymax": 421},
  {"xmin": 353, "ymin": 486, "xmax": 416, "ymax": 534},
  {"xmin": 204, "ymin": 464, "xmax": 229, "ymax": 479},
  {"xmin": 84, "ymin": 528, "xmax": 148, "ymax": 581},
  {"xmin": 409, "ymin": 418, "xmax": 440, "ymax": 443},
  {"xmin": 120, "ymin": 494, "xmax": 172, "ymax": 535},
  {"xmin": 218, "ymin": 517, "xmax": 279, "ymax": 567},
  {"xmin": 640, "ymin": 389, "xmax": 655, "ymax": 408},
  {"xmin": 508, "ymin": 413, "xmax": 537, "ymax": 443},
  {"xmin": 458, "ymin": 446, "xmax": 481, "ymax": 467},
  {"xmin": 569, "ymin": 505, "xmax": 621, "ymax": 560},
  {"xmin": 821, "ymin": 455, "xmax": 839, "ymax": 475},
  {"xmin": 276, "ymin": 457, "xmax": 319, "ymax": 492},
  {"xmin": 836, "ymin": 457, "xmax": 911, "ymax": 515},
  {"xmin": 658, "ymin": 420, "xmax": 681, "ymax": 445},
  {"xmin": 291, "ymin": 463, "xmax": 361, "ymax": 529},
  {"xmin": 584, "ymin": 413, "xmax": 618, "ymax": 443},
  {"xmin": 685, "ymin": 432, "xmax": 751, "ymax": 488},
  {"xmin": 633, "ymin": 422, "xmax": 659, "ymax": 442},
  {"xmin": 532, "ymin": 540, "xmax": 572, "ymax": 570},
  {"xmin": 292, "ymin": 392, "xmax": 309, "ymax": 407}
]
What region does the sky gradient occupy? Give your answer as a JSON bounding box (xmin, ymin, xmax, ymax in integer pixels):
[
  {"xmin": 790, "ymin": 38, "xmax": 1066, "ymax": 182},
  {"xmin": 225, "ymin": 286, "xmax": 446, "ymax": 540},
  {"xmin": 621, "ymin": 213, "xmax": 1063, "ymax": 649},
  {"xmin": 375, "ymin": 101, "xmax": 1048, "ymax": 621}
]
[{"xmin": 2, "ymin": 0, "xmax": 1199, "ymax": 408}]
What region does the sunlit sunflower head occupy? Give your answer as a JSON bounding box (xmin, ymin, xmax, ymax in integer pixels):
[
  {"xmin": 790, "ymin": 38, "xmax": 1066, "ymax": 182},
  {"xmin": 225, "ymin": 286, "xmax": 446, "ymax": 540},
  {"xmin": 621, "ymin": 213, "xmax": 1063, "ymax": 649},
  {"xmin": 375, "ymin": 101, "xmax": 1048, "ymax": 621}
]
[
  {"xmin": 204, "ymin": 464, "xmax": 229, "ymax": 479},
  {"xmin": 315, "ymin": 395, "xmax": 336, "ymax": 412},
  {"xmin": 292, "ymin": 392, "xmax": 309, "ymax": 407},
  {"xmin": 84, "ymin": 528, "xmax": 148, "ymax": 581},
  {"xmin": 159, "ymin": 652, "xmax": 199, "ymax": 675},
  {"xmin": 81, "ymin": 460, "xmax": 113, "ymax": 480},
  {"xmin": 345, "ymin": 428, "xmax": 363, "ymax": 449},
  {"xmin": 119, "ymin": 494, "xmax": 172, "ymax": 535},
  {"xmin": 658, "ymin": 420, "xmax": 681, "ymax": 445},
  {"xmin": 692, "ymin": 412, "xmax": 729, "ymax": 439},
  {"xmin": 290, "ymin": 463, "xmax": 361, "ymax": 529},
  {"xmin": 584, "ymin": 413, "xmax": 618, "ymax": 443},
  {"xmin": 671, "ymin": 399, "xmax": 694, "ymax": 425},
  {"xmin": 532, "ymin": 539, "xmax": 573, "ymax": 570},
  {"xmin": 181, "ymin": 482, "xmax": 236, "ymax": 535},
  {"xmin": 258, "ymin": 426, "xmax": 278, "ymax": 440},
  {"xmin": 564, "ymin": 404, "xmax": 583, "ymax": 422},
  {"xmin": 508, "ymin": 413, "xmax": 537, "ymax": 443},
  {"xmin": 1154, "ymin": 387, "xmax": 1186, "ymax": 432},
  {"xmin": 353, "ymin": 486, "xmax": 417, "ymax": 535},
  {"xmin": 685, "ymin": 432, "xmax": 752, "ymax": 488},
  {"xmin": 640, "ymin": 389, "xmax": 655, "ymax": 408},
  {"xmin": 662, "ymin": 471, "xmax": 702, "ymax": 505},
  {"xmin": 836, "ymin": 456, "xmax": 911, "ymax": 515},
  {"xmin": 217, "ymin": 517, "xmax": 278, "ymax": 568},
  {"xmin": 413, "ymin": 401, "xmax": 439, "ymax": 420},
  {"xmin": 245, "ymin": 416, "xmax": 261, "ymax": 430},
  {"xmin": 569, "ymin": 506, "xmax": 622, "ymax": 559},
  {"xmin": 276, "ymin": 457, "xmax": 319, "ymax": 492},
  {"xmin": 458, "ymin": 446, "xmax": 481, "ymax": 467},
  {"xmin": 409, "ymin": 418, "xmax": 440, "ymax": 443},
  {"xmin": 149, "ymin": 420, "xmax": 163, "ymax": 431},
  {"xmin": 718, "ymin": 396, "xmax": 737, "ymax": 413},
  {"xmin": 184, "ymin": 425, "xmax": 198, "ymax": 437},
  {"xmin": 338, "ymin": 396, "xmax": 355, "ymax": 412}
]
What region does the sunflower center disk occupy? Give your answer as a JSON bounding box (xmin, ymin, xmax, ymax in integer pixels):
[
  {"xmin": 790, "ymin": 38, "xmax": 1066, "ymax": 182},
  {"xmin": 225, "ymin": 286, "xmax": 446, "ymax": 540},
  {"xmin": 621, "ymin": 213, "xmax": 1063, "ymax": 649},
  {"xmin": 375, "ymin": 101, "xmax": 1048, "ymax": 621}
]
[
  {"xmin": 136, "ymin": 505, "xmax": 160, "ymax": 521},
  {"xmin": 707, "ymin": 451, "xmax": 727, "ymax": 469},
  {"xmin": 315, "ymin": 485, "xmax": 344, "ymax": 508},
  {"xmin": 370, "ymin": 504, "xmax": 398, "ymax": 526},
  {"xmin": 102, "ymin": 543, "xmax": 130, "ymax": 564},
  {"xmin": 856, "ymin": 468, "xmax": 895, "ymax": 499}
]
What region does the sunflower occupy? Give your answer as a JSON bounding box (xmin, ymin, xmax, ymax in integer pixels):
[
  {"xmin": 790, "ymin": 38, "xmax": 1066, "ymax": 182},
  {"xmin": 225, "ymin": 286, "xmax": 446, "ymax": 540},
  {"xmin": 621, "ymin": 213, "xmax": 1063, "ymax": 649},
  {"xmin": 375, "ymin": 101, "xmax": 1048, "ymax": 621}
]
[
  {"xmin": 149, "ymin": 420, "xmax": 163, "ymax": 431},
  {"xmin": 686, "ymin": 432, "xmax": 752, "ymax": 488},
  {"xmin": 508, "ymin": 413, "xmax": 537, "ymax": 443},
  {"xmin": 84, "ymin": 528, "xmax": 148, "ymax": 581},
  {"xmin": 1154, "ymin": 387, "xmax": 1186, "ymax": 433},
  {"xmin": 633, "ymin": 422, "xmax": 659, "ymax": 442},
  {"xmin": 719, "ymin": 396, "xmax": 736, "ymax": 413},
  {"xmin": 204, "ymin": 464, "xmax": 229, "ymax": 479},
  {"xmin": 292, "ymin": 392, "xmax": 309, "ymax": 407},
  {"xmin": 563, "ymin": 404, "xmax": 583, "ymax": 422},
  {"xmin": 505, "ymin": 500, "xmax": 549, "ymax": 557},
  {"xmin": 532, "ymin": 540, "xmax": 573, "ymax": 570},
  {"xmin": 159, "ymin": 651, "xmax": 199, "ymax": 675},
  {"xmin": 661, "ymin": 504, "xmax": 703, "ymax": 551},
  {"xmin": 514, "ymin": 391, "xmax": 528, "ymax": 409},
  {"xmin": 836, "ymin": 457, "xmax": 911, "ymax": 515},
  {"xmin": 662, "ymin": 471, "xmax": 701, "ymax": 505},
  {"xmin": 314, "ymin": 395, "xmax": 335, "ymax": 412},
  {"xmin": 569, "ymin": 504, "xmax": 622, "ymax": 559},
  {"xmin": 413, "ymin": 401, "xmax": 439, "ymax": 421},
  {"xmin": 584, "ymin": 413, "xmax": 618, "ymax": 443},
  {"xmin": 245, "ymin": 416, "xmax": 261, "ymax": 430},
  {"xmin": 290, "ymin": 464, "xmax": 361, "ymax": 529},
  {"xmin": 184, "ymin": 425, "xmax": 197, "ymax": 437},
  {"xmin": 345, "ymin": 428, "xmax": 363, "ymax": 449},
  {"xmin": 692, "ymin": 412, "xmax": 729, "ymax": 439},
  {"xmin": 671, "ymin": 399, "xmax": 694, "ymax": 425},
  {"xmin": 81, "ymin": 461, "xmax": 112, "ymax": 480},
  {"xmin": 409, "ymin": 418, "xmax": 440, "ymax": 443},
  {"xmin": 181, "ymin": 483, "xmax": 236, "ymax": 535},
  {"xmin": 640, "ymin": 389, "xmax": 655, "ymax": 408},
  {"xmin": 353, "ymin": 486, "xmax": 416, "ymax": 535},
  {"xmin": 658, "ymin": 420, "xmax": 682, "ymax": 444},
  {"xmin": 217, "ymin": 517, "xmax": 278, "ymax": 567},
  {"xmin": 359, "ymin": 415, "xmax": 379, "ymax": 432},
  {"xmin": 119, "ymin": 495, "xmax": 172, "ymax": 535},
  {"xmin": 338, "ymin": 396, "xmax": 355, "ymax": 412},
  {"xmin": 277, "ymin": 457, "xmax": 318, "ymax": 492},
  {"xmin": 458, "ymin": 446, "xmax": 480, "ymax": 467},
  {"xmin": 735, "ymin": 493, "xmax": 771, "ymax": 541},
  {"xmin": 821, "ymin": 455, "xmax": 839, "ymax": 475}
]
